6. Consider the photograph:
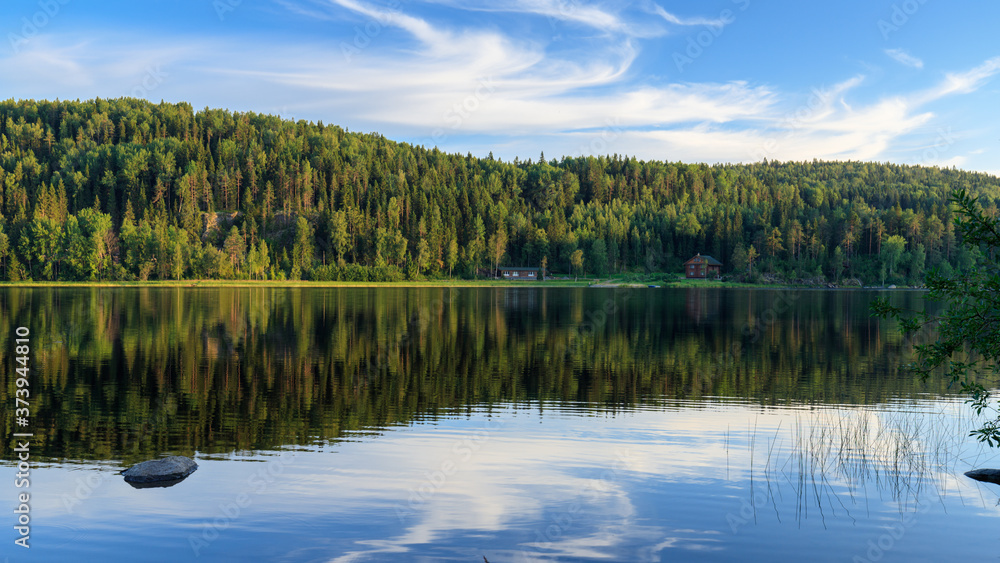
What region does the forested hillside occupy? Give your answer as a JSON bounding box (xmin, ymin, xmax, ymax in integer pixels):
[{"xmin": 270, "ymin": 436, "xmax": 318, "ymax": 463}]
[{"xmin": 1, "ymin": 97, "xmax": 998, "ymax": 283}]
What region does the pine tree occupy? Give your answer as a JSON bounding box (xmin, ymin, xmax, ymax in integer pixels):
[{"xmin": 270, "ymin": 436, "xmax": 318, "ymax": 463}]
[{"xmin": 291, "ymin": 216, "xmax": 313, "ymax": 279}]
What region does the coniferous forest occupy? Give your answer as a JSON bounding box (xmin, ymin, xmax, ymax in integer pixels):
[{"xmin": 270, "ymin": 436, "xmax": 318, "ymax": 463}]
[{"xmin": 1, "ymin": 97, "xmax": 998, "ymax": 284}]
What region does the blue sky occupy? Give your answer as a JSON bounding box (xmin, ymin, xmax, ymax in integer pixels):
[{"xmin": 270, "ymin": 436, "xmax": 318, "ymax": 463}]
[{"xmin": 4, "ymin": 0, "xmax": 1000, "ymax": 173}]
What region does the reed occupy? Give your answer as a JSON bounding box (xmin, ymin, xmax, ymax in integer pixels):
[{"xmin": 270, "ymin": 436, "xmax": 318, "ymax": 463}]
[{"xmin": 739, "ymin": 401, "xmax": 988, "ymax": 524}]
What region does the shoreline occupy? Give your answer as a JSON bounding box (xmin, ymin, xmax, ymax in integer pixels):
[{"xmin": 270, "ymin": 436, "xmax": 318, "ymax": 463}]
[{"xmin": 0, "ymin": 279, "xmax": 923, "ymax": 289}]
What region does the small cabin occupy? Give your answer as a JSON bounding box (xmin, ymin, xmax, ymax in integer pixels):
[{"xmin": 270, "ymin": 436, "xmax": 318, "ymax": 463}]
[
  {"xmin": 498, "ymin": 267, "xmax": 539, "ymax": 280},
  {"xmin": 684, "ymin": 254, "xmax": 722, "ymax": 279}
]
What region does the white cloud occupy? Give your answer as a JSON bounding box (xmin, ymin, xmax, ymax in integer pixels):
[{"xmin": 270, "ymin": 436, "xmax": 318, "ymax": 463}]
[
  {"xmin": 932, "ymin": 155, "xmax": 968, "ymax": 168},
  {"xmin": 414, "ymin": 0, "xmax": 669, "ymax": 38},
  {"xmin": 3, "ymin": 2, "xmax": 999, "ymax": 173},
  {"xmin": 885, "ymin": 48, "xmax": 924, "ymax": 69},
  {"xmin": 272, "ymin": 0, "xmax": 341, "ymax": 21},
  {"xmin": 648, "ymin": 3, "xmax": 730, "ymax": 28},
  {"xmin": 0, "ymin": 34, "xmax": 199, "ymax": 100},
  {"xmin": 913, "ymin": 56, "xmax": 1000, "ymax": 103},
  {"xmin": 330, "ymin": 0, "xmax": 448, "ymax": 52},
  {"xmin": 461, "ymin": 57, "xmax": 993, "ymax": 166},
  {"xmin": 202, "ymin": 1, "xmax": 770, "ymax": 139},
  {"xmin": 252, "ymin": 3, "xmax": 998, "ymax": 167}
]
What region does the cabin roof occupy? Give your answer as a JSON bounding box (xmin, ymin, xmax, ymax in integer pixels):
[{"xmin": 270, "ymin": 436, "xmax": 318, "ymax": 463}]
[{"xmin": 684, "ymin": 254, "xmax": 723, "ymax": 266}]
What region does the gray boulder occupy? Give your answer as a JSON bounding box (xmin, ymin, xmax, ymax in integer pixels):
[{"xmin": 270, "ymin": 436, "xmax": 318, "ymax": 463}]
[
  {"xmin": 122, "ymin": 456, "xmax": 198, "ymax": 485},
  {"xmin": 964, "ymin": 468, "xmax": 1000, "ymax": 484}
]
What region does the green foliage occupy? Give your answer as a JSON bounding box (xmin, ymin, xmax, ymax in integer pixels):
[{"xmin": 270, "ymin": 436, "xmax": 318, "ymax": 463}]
[
  {"xmin": 291, "ymin": 216, "xmax": 313, "ymax": 279},
  {"xmin": 223, "ymin": 226, "xmax": 246, "ymax": 273},
  {"xmin": 873, "ymin": 189, "xmax": 1000, "ymax": 444},
  {"xmin": 0, "ymin": 98, "xmax": 997, "ymax": 282},
  {"xmin": 446, "ymin": 238, "xmax": 459, "ymax": 277},
  {"xmin": 731, "ymin": 244, "xmax": 749, "ymax": 275},
  {"xmin": 330, "ymin": 211, "xmax": 350, "ymax": 263},
  {"xmin": 312, "ymin": 263, "xmax": 405, "ymax": 282},
  {"xmin": 570, "ymin": 248, "xmax": 584, "ymax": 279},
  {"xmin": 0, "ymin": 224, "xmax": 8, "ymax": 277},
  {"xmin": 882, "ymin": 234, "xmax": 906, "ymax": 282},
  {"xmin": 590, "ymin": 238, "xmax": 608, "ymax": 276}
]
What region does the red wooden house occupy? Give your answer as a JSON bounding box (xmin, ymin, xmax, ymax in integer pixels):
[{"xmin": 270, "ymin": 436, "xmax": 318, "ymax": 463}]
[{"xmin": 684, "ymin": 254, "xmax": 722, "ymax": 279}]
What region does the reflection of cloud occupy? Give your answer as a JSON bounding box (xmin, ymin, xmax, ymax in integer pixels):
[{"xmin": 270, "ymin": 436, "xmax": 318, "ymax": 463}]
[
  {"xmin": 308, "ymin": 409, "xmax": 728, "ymax": 561},
  {"xmin": 18, "ymin": 399, "xmax": 1000, "ymax": 560},
  {"xmin": 310, "ymin": 400, "xmax": 989, "ymax": 560}
]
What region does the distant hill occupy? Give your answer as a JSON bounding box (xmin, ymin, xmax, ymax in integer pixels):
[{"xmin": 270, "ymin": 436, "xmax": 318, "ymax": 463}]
[{"xmin": 1, "ymin": 97, "xmax": 997, "ymax": 282}]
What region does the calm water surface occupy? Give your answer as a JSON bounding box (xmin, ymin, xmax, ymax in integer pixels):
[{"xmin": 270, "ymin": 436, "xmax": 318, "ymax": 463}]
[{"xmin": 2, "ymin": 287, "xmax": 999, "ymax": 562}]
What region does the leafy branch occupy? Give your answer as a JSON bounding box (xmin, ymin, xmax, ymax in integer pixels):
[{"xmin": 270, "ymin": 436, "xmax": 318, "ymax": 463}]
[{"xmin": 872, "ymin": 189, "xmax": 1000, "ymax": 445}]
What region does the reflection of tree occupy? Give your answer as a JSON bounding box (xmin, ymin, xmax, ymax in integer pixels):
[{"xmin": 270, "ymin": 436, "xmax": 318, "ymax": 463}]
[
  {"xmin": 684, "ymin": 288, "xmax": 720, "ymax": 324},
  {"xmin": 0, "ymin": 288, "xmax": 947, "ymax": 464}
]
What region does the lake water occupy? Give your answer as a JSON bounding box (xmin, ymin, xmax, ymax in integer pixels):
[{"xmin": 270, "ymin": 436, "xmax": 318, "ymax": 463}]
[{"xmin": 3, "ymin": 286, "xmax": 1000, "ymax": 562}]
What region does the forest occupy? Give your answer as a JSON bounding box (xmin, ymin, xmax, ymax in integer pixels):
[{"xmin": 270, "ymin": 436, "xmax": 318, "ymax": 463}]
[{"xmin": 1, "ymin": 97, "xmax": 998, "ymax": 284}]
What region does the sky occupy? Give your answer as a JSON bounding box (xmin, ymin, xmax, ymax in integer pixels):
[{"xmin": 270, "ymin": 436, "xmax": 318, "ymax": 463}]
[{"xmin": 3, "ymin": 0, "xmax": 1000, "ymax": 173}]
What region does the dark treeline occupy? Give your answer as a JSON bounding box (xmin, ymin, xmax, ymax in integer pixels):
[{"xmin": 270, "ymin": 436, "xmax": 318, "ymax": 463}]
[
  {"xmin": 0, "ymin": 287, "xmax": 944, "ymax": 462},
  {"xmin": 1, "ymin": 97, "xmax": 998, "ymax": 283}
]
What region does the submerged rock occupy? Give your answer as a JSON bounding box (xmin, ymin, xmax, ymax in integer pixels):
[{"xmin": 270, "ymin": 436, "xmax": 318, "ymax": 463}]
[
  {"xmin": 964, "ymin": 468, "xmax": 1000, "ymax": 484},
  {"xmin": 125, "ymin": 476, "xmax": 193, "ymax": 489},
  {"xmin": 122, "ymin": 456, "xmax": 198, "ymax": 485}
]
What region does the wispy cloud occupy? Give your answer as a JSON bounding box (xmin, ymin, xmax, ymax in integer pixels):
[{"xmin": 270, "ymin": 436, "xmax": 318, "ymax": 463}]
[
  {"xmin": 330, "ymin": 0, "xmax": 447, "ymax": 52},
  {"xmin": 260, "ymin": 1, "xmax": 999, "ymax": 166},
  {"xmin": 272, "ymin": 0, "xmax": 341, "ymax": 21},
  {"xmin": 916, "ymin": 56, "xmax": 1000, "ymax": 101},
  {"xmin": 444, "ymin": 0, "xmax": 625, "ymax": 31},
  {"xmin": 416, "ymin": 0, "xmax": 667, "ymax": 38},
  {"xmin": 885, "ymin": 48, "xmax": 923, "ymax": 69},
  {"xmin": 655, "ymin": 58, "xmax": 998, "ymax": 165},
  {"xmin": 0, "ymin": 34, "xmax": 198, "ymax": 96},
  {"xmin": 648, "ymin": 3, "xmax": 730, "ymax": 28},
  {"xmin": 3, "ymin": 1, "xmax": 999, "ymax": 172}
]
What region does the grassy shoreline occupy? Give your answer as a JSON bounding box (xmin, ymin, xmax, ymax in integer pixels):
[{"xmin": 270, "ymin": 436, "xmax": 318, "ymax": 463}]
[{"xmin": 0, "ymin": 277, "xmax": 916, "ymax": 289}]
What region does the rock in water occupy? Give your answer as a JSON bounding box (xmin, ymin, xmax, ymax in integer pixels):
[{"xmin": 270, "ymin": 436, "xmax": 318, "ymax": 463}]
[
  {"xmin": 122, "ymin": 456, "xmax": 198, "ymax": 484},
  {"xmin": 964, "ymin": 468, "xmax": 1000, "ymax": 484}
]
